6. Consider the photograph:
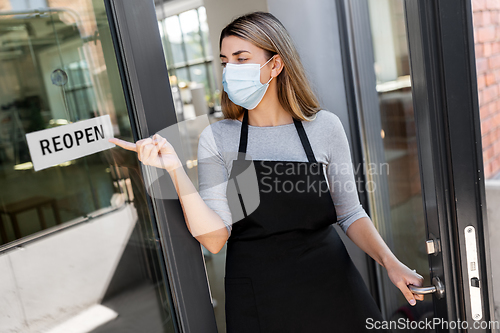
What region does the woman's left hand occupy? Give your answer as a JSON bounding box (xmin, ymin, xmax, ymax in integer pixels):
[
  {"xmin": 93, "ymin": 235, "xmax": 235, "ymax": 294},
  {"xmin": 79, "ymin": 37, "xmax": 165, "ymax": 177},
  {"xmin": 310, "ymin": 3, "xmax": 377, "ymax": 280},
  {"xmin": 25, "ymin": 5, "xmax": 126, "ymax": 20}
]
[{"xmin": 385, "ymin": 259, "xmax": 425, "ymax": 306}]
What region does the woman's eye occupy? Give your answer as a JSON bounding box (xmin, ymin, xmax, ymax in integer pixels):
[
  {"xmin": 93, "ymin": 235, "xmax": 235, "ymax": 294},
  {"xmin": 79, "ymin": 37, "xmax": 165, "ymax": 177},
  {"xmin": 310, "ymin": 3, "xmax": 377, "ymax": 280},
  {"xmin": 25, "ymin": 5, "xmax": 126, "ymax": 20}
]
[{"xmin": 220, "ymin": 59, "xmax": 246, "ymax": 67}]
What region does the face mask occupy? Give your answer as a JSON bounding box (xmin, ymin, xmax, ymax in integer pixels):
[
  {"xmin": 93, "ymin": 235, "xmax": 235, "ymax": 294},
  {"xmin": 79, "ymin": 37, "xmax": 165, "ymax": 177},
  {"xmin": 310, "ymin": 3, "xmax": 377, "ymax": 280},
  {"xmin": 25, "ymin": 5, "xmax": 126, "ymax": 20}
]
[{"xmin": 222, "ymin": 55, "xmax": 275, "ymax": 109}]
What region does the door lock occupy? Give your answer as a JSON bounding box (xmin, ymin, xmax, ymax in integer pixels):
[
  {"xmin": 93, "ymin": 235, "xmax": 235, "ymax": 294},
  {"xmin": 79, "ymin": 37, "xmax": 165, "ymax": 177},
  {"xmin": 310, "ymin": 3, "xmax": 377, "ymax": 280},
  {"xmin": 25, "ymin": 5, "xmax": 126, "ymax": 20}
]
[
  {"xmin": 426, "ymin": 236, "xmax": 441, "ymax": 255},
  {"xmin": 465, "ymin": 225, "xmax": 483, "ymax": 320},
  {"xmin": 408, "ymin": 276, "xmax": 445, "ymax": 299}
]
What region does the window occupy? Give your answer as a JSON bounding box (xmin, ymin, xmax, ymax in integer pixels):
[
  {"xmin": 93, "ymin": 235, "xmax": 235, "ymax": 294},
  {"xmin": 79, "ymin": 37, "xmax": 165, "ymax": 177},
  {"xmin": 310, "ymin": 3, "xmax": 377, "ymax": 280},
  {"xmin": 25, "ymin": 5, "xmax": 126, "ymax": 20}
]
[{"xmin": 159, "ymin": 6, "xmax": 216, "ymax": 109}]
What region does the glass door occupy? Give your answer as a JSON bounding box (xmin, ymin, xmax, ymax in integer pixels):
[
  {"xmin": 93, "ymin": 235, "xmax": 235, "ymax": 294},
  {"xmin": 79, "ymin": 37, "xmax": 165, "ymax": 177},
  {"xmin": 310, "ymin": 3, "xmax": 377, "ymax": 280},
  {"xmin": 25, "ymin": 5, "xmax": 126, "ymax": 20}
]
[
  {"xmin": 0, "ymin": 1, "xmax": 177, "ymax": 332},
  {"xmin": 344, "ymin": 0, "xmax": 495, "ymax": 331},
  {"xmin": 344, "ymin": 0, "xmax": 436, "ymax": 327},
  {"xmin": 403, "ymin": 0, "xmax": 495, "ymax": 331}
]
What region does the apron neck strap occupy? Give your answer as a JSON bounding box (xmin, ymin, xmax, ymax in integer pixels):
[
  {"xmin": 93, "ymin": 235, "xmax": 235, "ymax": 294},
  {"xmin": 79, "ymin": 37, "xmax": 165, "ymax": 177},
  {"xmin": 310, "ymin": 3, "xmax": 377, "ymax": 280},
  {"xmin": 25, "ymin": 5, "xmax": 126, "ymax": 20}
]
[
  {"xmin": 237, "ymin": 109, "xmax": 317, "ymax": 164},
  {"xmin": 293, "ymin": 116, "xmax": 318, "ymax": 164},
  {"xmin": 237, "ymin": 108, "xmax": 250, "ymax": 157}
]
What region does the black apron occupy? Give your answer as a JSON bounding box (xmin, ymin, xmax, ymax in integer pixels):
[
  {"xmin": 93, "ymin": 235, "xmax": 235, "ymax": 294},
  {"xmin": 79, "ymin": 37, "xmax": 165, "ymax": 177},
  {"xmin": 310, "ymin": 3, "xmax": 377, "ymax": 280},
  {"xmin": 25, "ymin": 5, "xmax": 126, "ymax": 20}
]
[{"xmin": 225, "ymin": 109, "xmax": 389, "ymax": 333}]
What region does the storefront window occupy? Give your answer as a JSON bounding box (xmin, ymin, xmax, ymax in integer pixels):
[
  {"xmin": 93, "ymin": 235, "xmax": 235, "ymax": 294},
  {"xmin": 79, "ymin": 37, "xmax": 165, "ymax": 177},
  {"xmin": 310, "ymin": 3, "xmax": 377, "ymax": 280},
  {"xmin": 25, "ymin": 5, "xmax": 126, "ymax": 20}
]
[{"xmin": 0, "ymin": 1, "xmax": 175, "ymax": 332}]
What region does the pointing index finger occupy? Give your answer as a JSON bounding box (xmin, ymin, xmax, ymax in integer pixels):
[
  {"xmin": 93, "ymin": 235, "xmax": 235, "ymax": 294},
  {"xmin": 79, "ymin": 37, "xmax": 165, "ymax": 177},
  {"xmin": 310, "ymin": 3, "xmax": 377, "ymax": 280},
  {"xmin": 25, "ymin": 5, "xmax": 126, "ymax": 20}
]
[{"xmin": 108, "ymin": 138, "xmax": 137, "ymax": 151}]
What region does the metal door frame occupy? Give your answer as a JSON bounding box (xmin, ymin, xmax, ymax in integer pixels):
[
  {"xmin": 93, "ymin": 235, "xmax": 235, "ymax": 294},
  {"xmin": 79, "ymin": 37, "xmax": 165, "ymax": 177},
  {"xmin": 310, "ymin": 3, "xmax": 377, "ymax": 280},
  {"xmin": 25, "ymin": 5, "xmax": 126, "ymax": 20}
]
[{"xmin": 104, "ymin": 0, "xmax": 218, "ymax": 332}]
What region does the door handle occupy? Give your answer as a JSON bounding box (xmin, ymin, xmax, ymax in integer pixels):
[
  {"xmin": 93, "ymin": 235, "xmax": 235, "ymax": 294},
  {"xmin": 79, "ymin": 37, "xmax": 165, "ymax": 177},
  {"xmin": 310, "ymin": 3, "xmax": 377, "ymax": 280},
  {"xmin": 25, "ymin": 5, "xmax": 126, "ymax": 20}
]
[{"xmin": 408, "ymin": 276, "xmax": 445, "ymax": 299}]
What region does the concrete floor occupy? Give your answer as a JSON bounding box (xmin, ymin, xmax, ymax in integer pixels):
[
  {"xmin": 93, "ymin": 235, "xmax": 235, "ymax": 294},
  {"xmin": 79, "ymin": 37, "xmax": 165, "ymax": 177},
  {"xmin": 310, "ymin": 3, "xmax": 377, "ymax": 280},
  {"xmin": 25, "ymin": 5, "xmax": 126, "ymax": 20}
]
[{"xmin": 90, "ymin": 282, "xmax": 174, "ymax": 333}]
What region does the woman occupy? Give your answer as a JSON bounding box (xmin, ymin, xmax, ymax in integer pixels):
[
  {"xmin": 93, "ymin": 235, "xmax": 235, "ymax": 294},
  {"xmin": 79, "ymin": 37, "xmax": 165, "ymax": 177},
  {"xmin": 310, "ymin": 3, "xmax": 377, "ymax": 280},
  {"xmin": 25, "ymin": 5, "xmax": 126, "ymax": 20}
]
[{"xmin": 110, "ymin": 11, "xmax": 424, "ymax": 332}]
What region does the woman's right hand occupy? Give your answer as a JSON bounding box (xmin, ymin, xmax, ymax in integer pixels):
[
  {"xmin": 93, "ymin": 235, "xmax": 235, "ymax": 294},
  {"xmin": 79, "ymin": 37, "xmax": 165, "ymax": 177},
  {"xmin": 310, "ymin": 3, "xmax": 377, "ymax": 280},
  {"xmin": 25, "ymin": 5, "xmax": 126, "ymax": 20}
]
[{"xmin": 109, "ymin": 134, "xmax": 182, "ymax": 172}]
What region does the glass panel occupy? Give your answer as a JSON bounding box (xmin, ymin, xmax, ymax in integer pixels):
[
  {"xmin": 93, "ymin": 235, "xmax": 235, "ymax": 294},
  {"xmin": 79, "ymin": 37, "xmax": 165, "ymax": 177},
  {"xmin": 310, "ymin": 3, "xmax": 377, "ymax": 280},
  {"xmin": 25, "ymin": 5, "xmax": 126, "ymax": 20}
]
[
  {"xmin": 365, "ymin": 0, "xmax": 433, "ymax": 329},
  {"xmin": 179, "ymin": 9, "xmax": 204, "ymax": 63},
  {"xmin": 155, "ymin": 3, "xmax": 224, "ymax": 331},
  {"xmin": 175, "ymin": 67, "xmax": 190, "ymax": 86},
  {"xmin": 206, "ymin": 62, "xmax": 220, "ymax": 109},
  {"xmin": 165, "ymin": 15, "xmax": 186, "ymax": 67},
  {"xmin": 189, "ymin": 63, "xmax": 209, "ymax": 98},
  {"xmin": 198, "ymin": 6, "xmax": 212, "ymax": 59},
  {"xmin": 158, "ymin": 6, "xmax": 215, "ymax": 113},
  {"xmin": 159, "ymin": 20, "xmax": 175, "ymax": 69},
  {"xmin": 0, "ymin": 1, "xmax": 175, "ymax": 332}
]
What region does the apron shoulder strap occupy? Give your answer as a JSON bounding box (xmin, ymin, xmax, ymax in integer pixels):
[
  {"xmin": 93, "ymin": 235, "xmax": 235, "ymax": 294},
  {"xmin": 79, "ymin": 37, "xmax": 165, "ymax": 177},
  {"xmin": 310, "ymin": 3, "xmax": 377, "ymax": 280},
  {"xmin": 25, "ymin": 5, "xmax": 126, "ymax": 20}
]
[
  {"xmin": 293, "ymin": 119, "xmax": 317, "ymax": 163},
  {"xmin": 238, "ymin": 108, "xmax": 249, "ymax": 156}
]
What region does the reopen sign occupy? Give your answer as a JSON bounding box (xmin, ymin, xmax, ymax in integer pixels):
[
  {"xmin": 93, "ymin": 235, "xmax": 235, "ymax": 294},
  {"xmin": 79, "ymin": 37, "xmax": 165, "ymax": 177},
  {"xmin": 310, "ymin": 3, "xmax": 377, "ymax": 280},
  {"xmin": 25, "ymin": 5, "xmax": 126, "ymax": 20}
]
[{"xmin": 26, "ymin": 115, "xmax": 115, "ymax": 171}]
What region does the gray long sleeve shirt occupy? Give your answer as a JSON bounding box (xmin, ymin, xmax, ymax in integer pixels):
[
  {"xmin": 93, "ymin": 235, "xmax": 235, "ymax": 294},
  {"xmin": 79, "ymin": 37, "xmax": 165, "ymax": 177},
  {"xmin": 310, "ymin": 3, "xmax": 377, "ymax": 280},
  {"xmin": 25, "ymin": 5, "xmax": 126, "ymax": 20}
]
[{"xmin": 197, "ymin": 109, "xmax": 369, "ymax": 237}]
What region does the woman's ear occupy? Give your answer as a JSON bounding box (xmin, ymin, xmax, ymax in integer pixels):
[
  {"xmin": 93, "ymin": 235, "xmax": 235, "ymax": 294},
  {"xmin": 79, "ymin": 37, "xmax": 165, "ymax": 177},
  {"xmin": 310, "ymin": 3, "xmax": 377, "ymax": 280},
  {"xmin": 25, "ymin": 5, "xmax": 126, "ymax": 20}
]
[{"xmin": 271, "ymin": 54, "xmax": 284, "ymax": 77}]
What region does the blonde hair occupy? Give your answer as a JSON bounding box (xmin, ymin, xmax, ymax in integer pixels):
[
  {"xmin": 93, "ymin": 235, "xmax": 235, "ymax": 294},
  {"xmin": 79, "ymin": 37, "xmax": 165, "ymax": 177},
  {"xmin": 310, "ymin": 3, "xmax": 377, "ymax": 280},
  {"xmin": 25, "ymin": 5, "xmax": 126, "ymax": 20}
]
[{"xmin": 219, "ymin": 11, "xmax": 321, "ymax": 121}]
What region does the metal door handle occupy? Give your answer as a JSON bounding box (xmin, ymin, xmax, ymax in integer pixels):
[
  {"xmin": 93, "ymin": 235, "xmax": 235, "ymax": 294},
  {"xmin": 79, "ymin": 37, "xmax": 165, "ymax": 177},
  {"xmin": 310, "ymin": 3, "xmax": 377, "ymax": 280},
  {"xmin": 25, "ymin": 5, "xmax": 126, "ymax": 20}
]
[
  {"xmin": 408, "ymin": 276, "xmax": 445, "ymax": 299},
  {"xmin": 408, "ymin": 285, "xmax": 436, "ymax": 294}
]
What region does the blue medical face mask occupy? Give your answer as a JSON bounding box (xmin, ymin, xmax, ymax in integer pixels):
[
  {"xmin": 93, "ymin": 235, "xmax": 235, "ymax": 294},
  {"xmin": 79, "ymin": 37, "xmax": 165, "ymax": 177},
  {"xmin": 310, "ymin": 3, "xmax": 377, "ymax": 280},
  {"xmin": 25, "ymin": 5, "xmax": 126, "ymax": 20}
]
[{"xmin": 222, "ymin": 55, "xmax": 275, "ymax": 109}]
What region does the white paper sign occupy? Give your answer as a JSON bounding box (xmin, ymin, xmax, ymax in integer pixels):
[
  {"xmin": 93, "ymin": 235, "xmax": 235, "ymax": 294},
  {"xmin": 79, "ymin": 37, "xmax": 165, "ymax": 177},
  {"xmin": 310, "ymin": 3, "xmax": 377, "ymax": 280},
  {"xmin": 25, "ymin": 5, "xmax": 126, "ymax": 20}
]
[{"xmin": 26, "ymin": 115, "xmax": 115, "ymax": 171}]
